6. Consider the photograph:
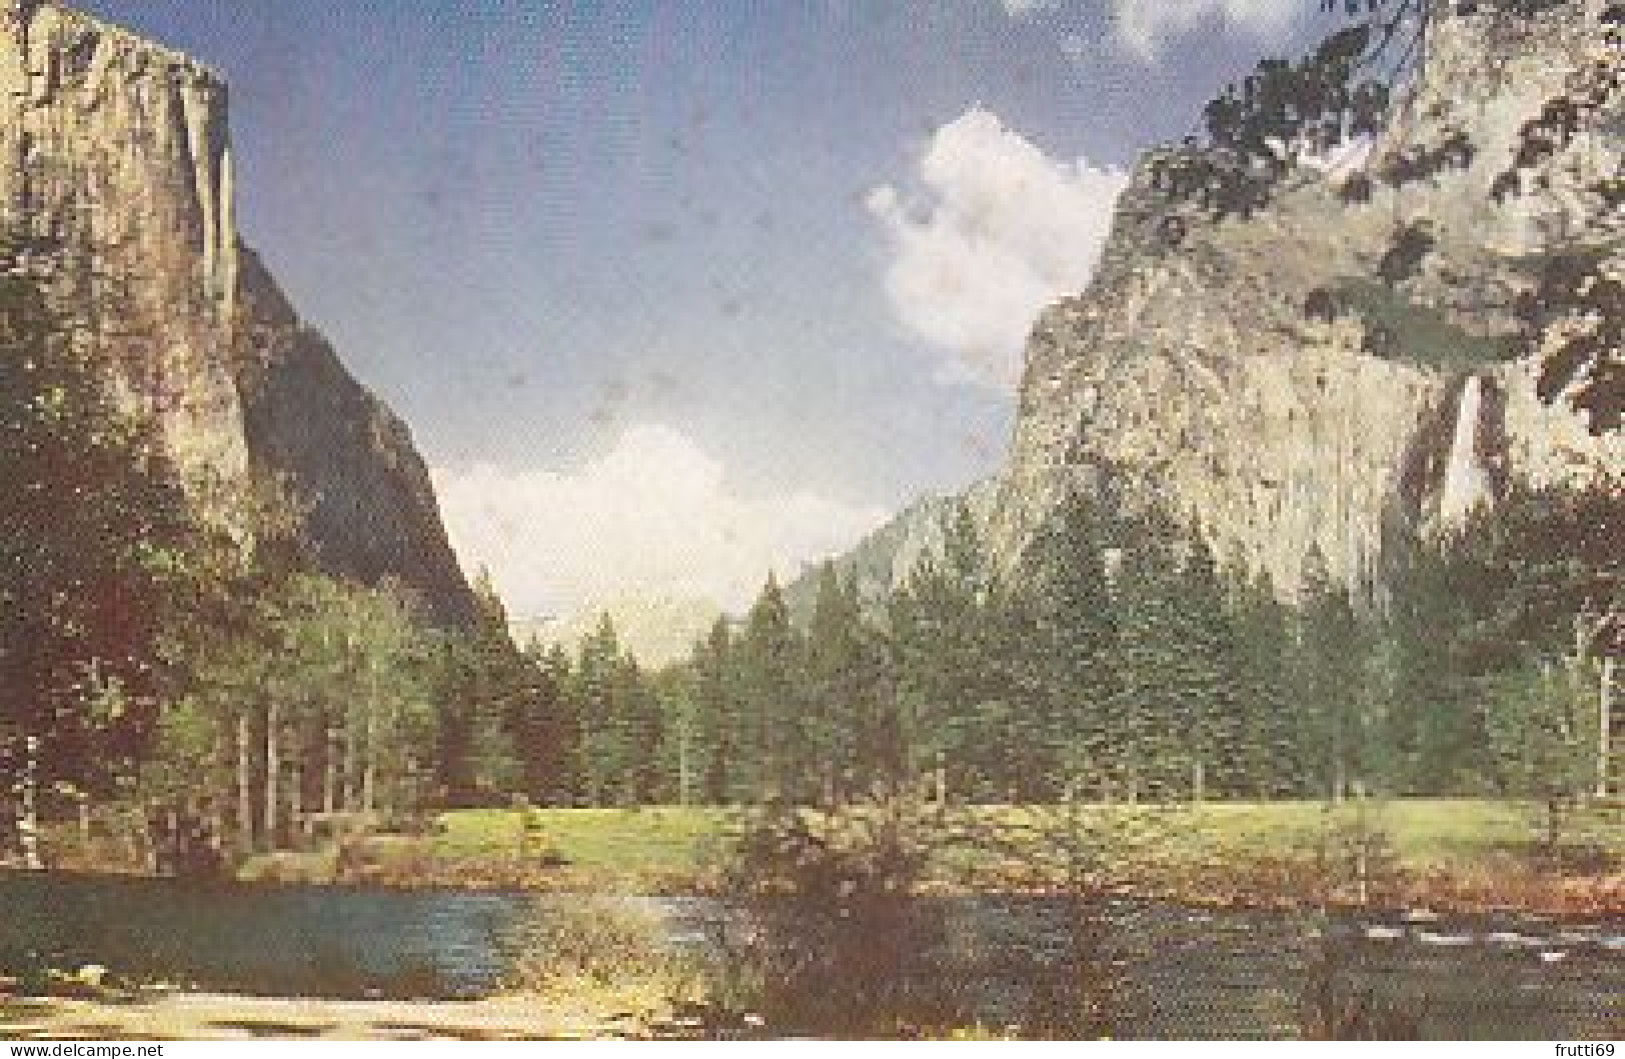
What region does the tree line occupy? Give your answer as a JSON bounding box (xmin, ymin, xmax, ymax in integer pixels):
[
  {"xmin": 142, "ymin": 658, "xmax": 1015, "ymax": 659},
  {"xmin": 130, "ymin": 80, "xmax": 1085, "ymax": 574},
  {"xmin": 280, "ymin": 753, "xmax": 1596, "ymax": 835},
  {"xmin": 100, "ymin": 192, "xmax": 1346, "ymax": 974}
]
[
  {"xmin": 453, "ymin": 475, "xmax": 1614, "ymax": 815},
  {"xmin": 592, "ymin": 484, "xmax": 1615, "ymax": 812}
]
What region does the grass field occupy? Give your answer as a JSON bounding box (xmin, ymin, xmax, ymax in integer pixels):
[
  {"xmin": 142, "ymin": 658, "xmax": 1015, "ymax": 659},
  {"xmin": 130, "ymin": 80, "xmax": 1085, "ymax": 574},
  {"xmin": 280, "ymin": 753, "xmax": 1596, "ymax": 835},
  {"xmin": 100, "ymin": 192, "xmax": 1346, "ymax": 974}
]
[
  {"xmin": 1179, "ymin": 799, "xmax": 1552, "ymax": 867},
  {"xmin": 432, "ymin": 797, "xmax": 1617, "ymax": 878},
  {"xmin": 434, "ymin": 806, "xmax": 732, "ymax": 877},
  {"xmin": 225, "ymin": 797, "xmax": 1618, "ymax": 909}
]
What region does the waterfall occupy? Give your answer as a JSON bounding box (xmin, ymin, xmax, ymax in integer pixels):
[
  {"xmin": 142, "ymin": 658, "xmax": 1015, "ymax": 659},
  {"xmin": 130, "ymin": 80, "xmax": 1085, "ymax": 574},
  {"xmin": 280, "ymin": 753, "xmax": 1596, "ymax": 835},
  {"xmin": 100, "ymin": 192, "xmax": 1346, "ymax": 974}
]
[{"xmin": 1439, "ymin": 375, "xmax": 1489, "ymax": 527}]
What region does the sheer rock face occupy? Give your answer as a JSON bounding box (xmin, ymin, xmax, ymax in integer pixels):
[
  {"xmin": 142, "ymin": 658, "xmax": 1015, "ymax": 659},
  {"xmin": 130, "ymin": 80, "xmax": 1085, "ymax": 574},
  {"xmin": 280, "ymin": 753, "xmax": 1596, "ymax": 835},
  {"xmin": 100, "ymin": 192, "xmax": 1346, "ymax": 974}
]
[
  {"xmin": 785, "ymin": 478, "xmax": 1002, "ymax": 621},
  {"xmin": 2, "ymin": 1, "xmax": 478, "ymax": 626},
  {"xmin": 1, "ymin": 0, "xmax": 244, "ymax": 474},
  {"xmin": 989, "ymin": 0, "xmax": 1622, "ymax": 601},
  {"xmin": 234, "ymin": 250, "xmax": 479, "ymax": 627}
]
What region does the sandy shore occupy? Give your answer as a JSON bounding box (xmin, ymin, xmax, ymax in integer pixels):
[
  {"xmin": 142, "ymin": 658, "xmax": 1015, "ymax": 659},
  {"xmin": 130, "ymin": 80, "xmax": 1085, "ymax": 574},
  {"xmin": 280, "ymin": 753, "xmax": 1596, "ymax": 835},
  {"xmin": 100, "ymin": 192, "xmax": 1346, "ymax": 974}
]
[{"xmin": 0, "ymin": 992, "xmax": 646, "ymax": 1041}]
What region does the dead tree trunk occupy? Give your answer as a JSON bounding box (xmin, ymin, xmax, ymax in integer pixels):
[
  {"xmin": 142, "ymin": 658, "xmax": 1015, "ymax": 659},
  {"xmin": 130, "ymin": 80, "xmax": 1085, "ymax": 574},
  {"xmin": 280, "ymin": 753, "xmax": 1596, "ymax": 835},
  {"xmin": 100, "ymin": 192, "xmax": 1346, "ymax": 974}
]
[
  {"xmin": 291, "ymin": 754, "xmax": 306, "ymax": 847},
  {"xmin": 1600, "ymin": 655, "xmax": 1615, "ymax": 799},
  {"xmin": 77, "ymin": 794, "xmax": 91, "ymax": 859},
  {"xmin": 264, "ymin": 700, "xmax": 280, "ymax": 847},
  {"xmin": 362, "ymin": 663, "xmax": 378, "ymax": 821},
  {"xmin": 237, "ymin": 711, "xmax": 254, "ymax": 852},
  {"xmin": 1331, "ymin": 718, "xmax": 1347, "ymax": 805},
  {"xmin": 323, "ymin": 724, "xmax": 339, "ymax": 817},
  {"xmin": 18, "ymin": 734, "xmax": 42, "ymax": 870},
  {"xmin": 342, "ymin": 716, "xmax": 358, "ymax": 815}
]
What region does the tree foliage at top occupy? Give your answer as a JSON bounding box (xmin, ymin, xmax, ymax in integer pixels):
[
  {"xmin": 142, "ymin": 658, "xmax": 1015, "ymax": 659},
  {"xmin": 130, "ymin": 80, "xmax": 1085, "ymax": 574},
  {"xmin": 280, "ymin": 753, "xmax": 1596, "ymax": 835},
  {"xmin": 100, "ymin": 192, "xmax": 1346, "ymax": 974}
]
[
  {"xmin": 1149, "ymin": 9, "xmax": 1401, "ymax": 222},
  {"xmin": 1520, "ymin": 250, "xmax": 1624, "ymax": 436}
]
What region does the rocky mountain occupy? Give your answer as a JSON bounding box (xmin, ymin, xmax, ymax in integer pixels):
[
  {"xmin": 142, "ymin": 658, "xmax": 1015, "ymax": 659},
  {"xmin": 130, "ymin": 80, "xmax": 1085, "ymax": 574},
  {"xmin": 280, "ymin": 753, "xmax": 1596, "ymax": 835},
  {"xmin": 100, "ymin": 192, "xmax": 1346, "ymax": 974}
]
[
  {"xmin": 512, "ymin": 594, "xmax": 724, "ymax": 670},
  {"xmin": 0, "ymin": 1, "xmax": 478, "ymax": 625},
  {"xmin": 983, "ymin": 0, "xmax": 1622, "ymax": 601},
  {"xmin": 784, "ymin": 478, "xmax": 1002, "ymax": 619}
]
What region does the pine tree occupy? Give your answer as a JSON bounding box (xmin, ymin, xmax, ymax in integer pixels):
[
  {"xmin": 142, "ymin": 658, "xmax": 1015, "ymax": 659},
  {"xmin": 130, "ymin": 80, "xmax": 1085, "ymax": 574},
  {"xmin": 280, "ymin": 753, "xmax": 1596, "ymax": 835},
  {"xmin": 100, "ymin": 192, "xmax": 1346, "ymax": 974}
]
[
  {"xmin": 1484, "ymin": 656, "xmax": 1600, "ymax": 857},
  {"xmin": 889, "ymin": 502, "xmax": 998, "ymax": 801},
  {"xmin": 1171, "ymin": 526, "xmax": 1245, "ymax": 800},
  {"xmin": 648, "ymin": 665, "xmax": 698, "ymax": 805},
  {"xmin": 691, "ymin": 617, "xmax": 743, "ymax": 803},
  {"xmin": 1228, "ymin": 566, "xmax": 1301, "ymax": 798},
  {"xmin": 1295, "ymin": 546, "xmax": 1364, "ymax": 801},
  {"xmin": 1102, "ymin": 508, "xmax": 1187, "ymax": 802},
  {"xmin": 803, "ymin": 563, "xmax": 890, "ymax": 803},
  {"xmin": 739, "ymin": 575, "xmax": 803, "ymax": 800},
  {"xmin": 513, "ymin": 641, "xmax": 580, "ymax": 805},
  {"xmin": 464, "ymin": 571, "xmax": 527, "ymax": 797},
  {"xmin": 1019, "ymin": 492, "xmax": 1119, "ymax": 799},
  {"xmin": 574, "ymin": 614, "xmax": 628, "ymax": 806},
  {"xmin": 616, "ymin": 656, "xmax": 665, "ymax": 805},
  {"xmin": 1416, "ymin": 478, "xmax": 1623, "ymax": 796}
]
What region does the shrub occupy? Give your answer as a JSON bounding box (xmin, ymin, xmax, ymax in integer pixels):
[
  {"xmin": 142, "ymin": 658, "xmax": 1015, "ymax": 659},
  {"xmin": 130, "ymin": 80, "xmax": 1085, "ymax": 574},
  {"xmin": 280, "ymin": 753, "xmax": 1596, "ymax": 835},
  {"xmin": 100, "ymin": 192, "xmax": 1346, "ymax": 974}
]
[
  {"xmin": 1298, "ymin": 929, "xmax": 1422, "ymax": 1041},
  {"xmin": 504, "ymin": 895, "xmax": 697, "ymax": 1023},
  {"xmin": 1377, "ymin": 221, "xmax": 1436, "ymax": 285},
  {"xmin": 708, "ymin": 788, "xmax": 975, "ymax": 1037}
]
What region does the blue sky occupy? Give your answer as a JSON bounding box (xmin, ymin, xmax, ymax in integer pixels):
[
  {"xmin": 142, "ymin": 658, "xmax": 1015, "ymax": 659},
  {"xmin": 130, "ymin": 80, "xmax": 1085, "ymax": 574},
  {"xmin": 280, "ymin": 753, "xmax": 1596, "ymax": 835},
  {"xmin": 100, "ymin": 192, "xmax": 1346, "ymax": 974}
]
[{"xmin": 79, "ymin": 0, "xmax": 1314, "ymax": 617}]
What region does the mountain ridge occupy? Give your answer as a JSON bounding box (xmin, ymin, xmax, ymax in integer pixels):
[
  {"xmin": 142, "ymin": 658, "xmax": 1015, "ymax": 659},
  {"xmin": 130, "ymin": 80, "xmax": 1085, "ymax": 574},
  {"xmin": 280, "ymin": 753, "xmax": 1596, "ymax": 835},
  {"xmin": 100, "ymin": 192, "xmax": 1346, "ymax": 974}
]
[{"xmin": 512, "ymin": 594, "xmax": 724, "ymax": 669}]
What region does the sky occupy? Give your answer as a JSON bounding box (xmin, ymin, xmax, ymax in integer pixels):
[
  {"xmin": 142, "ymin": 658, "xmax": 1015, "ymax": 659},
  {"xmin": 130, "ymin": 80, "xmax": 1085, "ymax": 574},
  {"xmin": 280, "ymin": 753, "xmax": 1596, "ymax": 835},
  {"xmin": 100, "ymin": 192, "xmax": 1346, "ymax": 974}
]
[{"xmin": 79, "ymin": 0, "xmax": 1315, "ymax": 618}]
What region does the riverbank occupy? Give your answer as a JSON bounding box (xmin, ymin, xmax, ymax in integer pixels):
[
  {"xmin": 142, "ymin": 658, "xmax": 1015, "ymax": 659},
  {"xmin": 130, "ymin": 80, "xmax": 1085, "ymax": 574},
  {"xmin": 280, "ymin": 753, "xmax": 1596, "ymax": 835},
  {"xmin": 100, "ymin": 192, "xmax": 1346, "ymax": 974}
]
[
  {"xmin": 5, "ymin": 892, "xmax": 1619, "ymax": 1041},
  {"xmin": 0, "ymin": 991, "xmax": 651, "ymax": 1041}
]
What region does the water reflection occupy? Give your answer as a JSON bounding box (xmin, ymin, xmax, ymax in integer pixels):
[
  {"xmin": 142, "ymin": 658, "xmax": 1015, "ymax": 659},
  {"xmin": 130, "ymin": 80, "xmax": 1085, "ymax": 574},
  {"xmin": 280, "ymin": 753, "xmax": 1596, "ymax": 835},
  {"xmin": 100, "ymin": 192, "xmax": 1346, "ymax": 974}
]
[{"xmin": 1, "ymin": 871, "xmax": 1619, "ymax": 1038}]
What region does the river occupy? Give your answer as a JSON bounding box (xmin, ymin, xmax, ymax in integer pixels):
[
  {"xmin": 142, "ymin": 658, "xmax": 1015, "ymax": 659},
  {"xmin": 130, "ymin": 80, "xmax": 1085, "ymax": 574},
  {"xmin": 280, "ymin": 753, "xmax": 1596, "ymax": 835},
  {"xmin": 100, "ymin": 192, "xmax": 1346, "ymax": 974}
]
[{"xmin": 1, "ymin": 871, "xmax": 1619, "ymax": 1039}]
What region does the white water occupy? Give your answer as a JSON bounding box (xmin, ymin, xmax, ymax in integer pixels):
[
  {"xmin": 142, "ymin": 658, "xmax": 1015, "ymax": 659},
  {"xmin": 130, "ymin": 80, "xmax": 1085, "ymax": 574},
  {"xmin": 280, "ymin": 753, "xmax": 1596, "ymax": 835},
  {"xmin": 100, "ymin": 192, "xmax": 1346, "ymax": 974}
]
[{"xmin": 1440, "ymin": 375, "xmax": 1490, "ymax": 527}]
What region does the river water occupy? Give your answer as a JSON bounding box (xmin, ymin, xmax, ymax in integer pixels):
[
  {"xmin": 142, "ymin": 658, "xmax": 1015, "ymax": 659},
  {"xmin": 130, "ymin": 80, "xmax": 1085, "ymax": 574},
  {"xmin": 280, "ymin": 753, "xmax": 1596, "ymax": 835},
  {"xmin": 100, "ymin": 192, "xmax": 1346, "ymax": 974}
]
[{"xmin": 1, "ymin": 871, "xmax": 1619, "ymax": 1038}]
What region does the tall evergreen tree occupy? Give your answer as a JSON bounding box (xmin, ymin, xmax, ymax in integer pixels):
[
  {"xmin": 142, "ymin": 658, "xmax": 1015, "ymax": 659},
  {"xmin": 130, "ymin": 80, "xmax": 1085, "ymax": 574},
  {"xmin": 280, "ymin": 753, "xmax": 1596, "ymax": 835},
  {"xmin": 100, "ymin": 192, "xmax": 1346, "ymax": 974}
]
[
  {"xmin": 1171, "ymin": 526, "xmax": 1245, "ymax": 800},
  {"xmin": 1484, "ymin": 655, "xmax": 1601, "ymax": 854},
  {"xmin": 889, "ymin": 503, "xmax": 999, "ymax": 800},
  {"xmin": 513, "ymin": 641, "xmax": 580, "ymax": 805},
  {"xmin": 691, "ymin": 617, "xmax": 743, "ymax": 803},
  {"xmin": 1020, "ymin": 492, "xmax": 1119, "ymax": 799},
  {"xmin": 739, "ymin": 575, "xmax": 803, "ymax": 800},
  {"xmin": 617, "ymin": 655, "xmax": 666, "ymax": 805},
  {"xmin": 574, "ymin": 614, "xmax": 629, "ymax": 806},
  {"xmin": 1102, "ymin": 508, "xmax": 1187, "ymax": 802},
  {"xmin": 1228, "ymin": 565, "xmax": 1301, "ymax": 798},
  {"xmin": 1295, "ymin": 546, "xmax": 1365, "ymax": 801},
  {"xmin": 803, "ymin": 563, "xmax": 890, "ymax": 802}
]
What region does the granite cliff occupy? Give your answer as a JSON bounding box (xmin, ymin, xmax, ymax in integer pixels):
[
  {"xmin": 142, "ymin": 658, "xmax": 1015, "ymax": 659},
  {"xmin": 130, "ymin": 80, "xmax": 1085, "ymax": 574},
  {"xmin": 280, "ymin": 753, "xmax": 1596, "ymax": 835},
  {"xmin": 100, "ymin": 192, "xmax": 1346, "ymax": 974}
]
[
  {"xmin": 0, "ymin": 1, "xmax": 477, "ymax": 625},
  {"xmin": 986, "ymin": 0, "xmax": 1622, "ymax": 601},
  {"xmin": 784, "ymin": 479, "xmax": 1002, "ymax": 621}
]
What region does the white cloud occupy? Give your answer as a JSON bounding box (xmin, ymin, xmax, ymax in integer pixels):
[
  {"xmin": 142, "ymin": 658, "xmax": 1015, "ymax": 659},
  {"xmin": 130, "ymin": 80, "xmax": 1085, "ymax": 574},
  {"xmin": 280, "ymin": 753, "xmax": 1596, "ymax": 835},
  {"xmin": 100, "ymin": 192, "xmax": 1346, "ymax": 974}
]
[
  {"xmin": 1110, "ymin": 0, "xmax": 1300, "ymax": 61},
  {"xmin": 868, "ymin": 107, "xmax": 1127, "ymax": 390},
  {"xmin": 432, "ymin": 424, "xmax": 888, "ymax": 618}
]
